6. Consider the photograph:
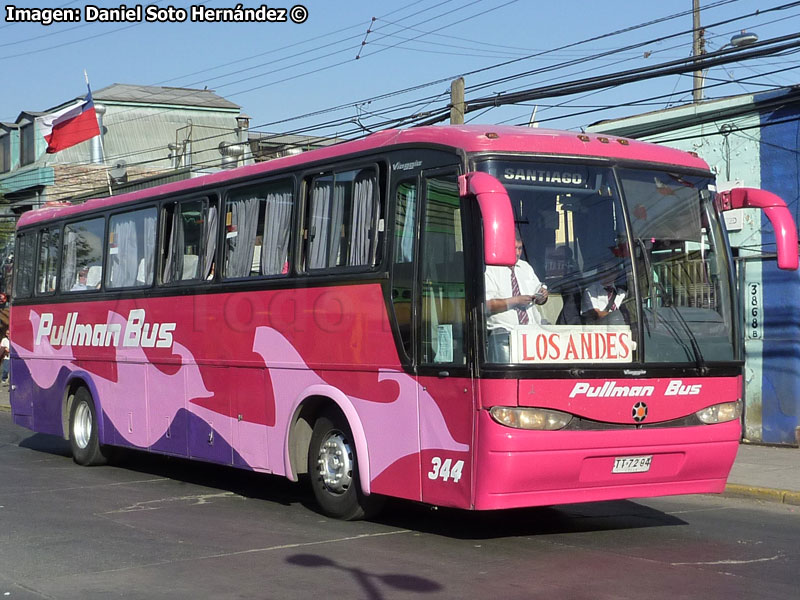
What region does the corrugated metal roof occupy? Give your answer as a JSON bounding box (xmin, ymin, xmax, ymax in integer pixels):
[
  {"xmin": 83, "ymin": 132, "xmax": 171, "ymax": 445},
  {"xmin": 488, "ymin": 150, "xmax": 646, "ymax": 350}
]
[
  {"xmin": 49, "ymin": 105, "xmax": 241, "ymax": 171},
  {"xmin": 93, "ymin": 84, "xmax": 240, "ymax": 110}
]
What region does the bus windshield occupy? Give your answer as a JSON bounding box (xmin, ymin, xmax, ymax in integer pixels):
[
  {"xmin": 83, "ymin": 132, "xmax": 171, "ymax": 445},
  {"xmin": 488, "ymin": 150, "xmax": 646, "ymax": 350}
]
[{"xmin": 477, "ymin": 159, "xmax": 735, "ymax": 366}]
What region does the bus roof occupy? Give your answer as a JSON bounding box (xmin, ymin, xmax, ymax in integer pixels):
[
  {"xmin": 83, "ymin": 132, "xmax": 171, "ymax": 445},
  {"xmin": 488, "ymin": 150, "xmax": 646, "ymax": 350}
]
[{"xmin": 18, "ymin": 125, "xmax": 710, "ymax": 228}]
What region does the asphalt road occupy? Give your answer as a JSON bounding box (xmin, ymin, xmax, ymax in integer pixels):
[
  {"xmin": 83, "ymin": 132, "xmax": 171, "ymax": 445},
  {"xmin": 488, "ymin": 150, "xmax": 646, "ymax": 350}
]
[{"xmin": 1, "ymin": 411, "xmax": 798, "ymax": 600}]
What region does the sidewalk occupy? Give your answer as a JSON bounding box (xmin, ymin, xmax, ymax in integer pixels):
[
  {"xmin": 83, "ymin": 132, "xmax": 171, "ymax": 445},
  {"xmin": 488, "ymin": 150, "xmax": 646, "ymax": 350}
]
[{"xmin": 0, "ymin": 386, "xmax": 797, "ymax": 505}]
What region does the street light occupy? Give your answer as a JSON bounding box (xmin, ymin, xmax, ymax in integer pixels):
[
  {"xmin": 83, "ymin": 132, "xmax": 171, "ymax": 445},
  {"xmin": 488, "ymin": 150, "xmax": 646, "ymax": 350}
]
[
  {"xmin": 729, "ymin": 31, "xmax": 759, "ymax": 48},
  {"xmin": 695, "ymin": 31, "xmax": 760, "ymax": 101}
]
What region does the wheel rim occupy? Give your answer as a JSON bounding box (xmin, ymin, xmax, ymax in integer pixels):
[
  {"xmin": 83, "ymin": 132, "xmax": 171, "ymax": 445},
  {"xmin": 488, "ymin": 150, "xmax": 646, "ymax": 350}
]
[
  {"xmin": 73, "ymin": 401, "xmax": 92, "ymax": 450},
  {"xmin": 316, "ymin": 430, "xmax": 354, "ymax": 495}
]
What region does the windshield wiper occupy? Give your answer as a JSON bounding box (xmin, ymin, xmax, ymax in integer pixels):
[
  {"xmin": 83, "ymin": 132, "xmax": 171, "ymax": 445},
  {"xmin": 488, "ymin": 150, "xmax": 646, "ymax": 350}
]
[{"xmin": 635, "ymin": 237, "xmax": 707, "ymax": 371}]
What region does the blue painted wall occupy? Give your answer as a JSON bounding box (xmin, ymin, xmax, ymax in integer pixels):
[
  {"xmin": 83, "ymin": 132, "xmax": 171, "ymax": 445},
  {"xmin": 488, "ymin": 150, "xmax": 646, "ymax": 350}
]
[{"xmin": 759, "ymin": 106, "xmax": 800, "ymax": 444}]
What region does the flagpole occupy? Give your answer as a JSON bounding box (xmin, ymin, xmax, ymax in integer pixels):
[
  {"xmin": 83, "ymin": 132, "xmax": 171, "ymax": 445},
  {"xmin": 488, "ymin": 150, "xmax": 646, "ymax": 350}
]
[{"xmin": 86, "ymin": 70, "xmax": 113, "ymax": 197}]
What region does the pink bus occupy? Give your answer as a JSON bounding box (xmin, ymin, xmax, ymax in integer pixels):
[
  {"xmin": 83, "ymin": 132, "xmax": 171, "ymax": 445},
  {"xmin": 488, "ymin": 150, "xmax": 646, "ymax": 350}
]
[{"xmin": 9, "ymin": 125, "xmax": 798, "ymax": 519}]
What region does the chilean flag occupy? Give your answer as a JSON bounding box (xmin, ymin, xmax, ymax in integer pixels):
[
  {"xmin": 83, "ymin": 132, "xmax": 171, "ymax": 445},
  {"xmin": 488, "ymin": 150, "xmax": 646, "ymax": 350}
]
[{"xmin": 37, "ymin": 85, "xmax": 100, "ymax": 154}]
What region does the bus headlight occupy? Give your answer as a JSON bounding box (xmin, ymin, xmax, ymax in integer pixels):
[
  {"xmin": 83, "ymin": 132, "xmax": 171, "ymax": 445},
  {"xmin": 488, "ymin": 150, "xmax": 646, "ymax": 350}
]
[
  {"xmin": 696, "ymin": 400, "xmax": 742, "ymax": 424},
  {"xmin": 490, "ymin": 406, "xmax": 572, "ymax": 430}
]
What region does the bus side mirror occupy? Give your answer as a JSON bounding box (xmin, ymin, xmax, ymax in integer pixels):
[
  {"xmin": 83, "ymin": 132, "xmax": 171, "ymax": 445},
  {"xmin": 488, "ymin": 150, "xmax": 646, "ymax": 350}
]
[
  {"xmin": 459, "ymin": 172, "xmax": 516, "ymax": 266},
  {"xmin": 717, "ymin": 187, "xmax": 799, "ymax": 270}
]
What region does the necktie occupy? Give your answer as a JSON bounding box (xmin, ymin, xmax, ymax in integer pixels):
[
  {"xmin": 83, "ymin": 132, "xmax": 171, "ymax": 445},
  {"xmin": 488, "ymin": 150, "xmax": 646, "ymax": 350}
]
[
  {"xmin": 605, "ymin": 286, "xmax": 617, "ymax": 311},
  {"xmin": 510, "ymin": 266, "xmax": 529, "ymax": 324}
]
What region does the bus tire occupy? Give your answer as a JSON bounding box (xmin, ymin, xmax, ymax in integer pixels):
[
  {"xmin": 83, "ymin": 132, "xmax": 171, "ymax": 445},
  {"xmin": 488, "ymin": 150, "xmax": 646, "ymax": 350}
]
[
  {"xmin": 308, "ymin": 410, "xmax": 382, "ymax": 520},
  {"xmin": 69, "ymin": 387, "xmax": 110, "ymax": 466}
]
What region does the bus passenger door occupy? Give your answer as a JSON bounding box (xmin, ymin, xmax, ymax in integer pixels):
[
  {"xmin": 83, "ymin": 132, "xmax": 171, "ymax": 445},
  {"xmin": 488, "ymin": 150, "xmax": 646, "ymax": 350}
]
[{"xmin": 415, "ymin": 171, "xmax": 475, "ymax": 509}]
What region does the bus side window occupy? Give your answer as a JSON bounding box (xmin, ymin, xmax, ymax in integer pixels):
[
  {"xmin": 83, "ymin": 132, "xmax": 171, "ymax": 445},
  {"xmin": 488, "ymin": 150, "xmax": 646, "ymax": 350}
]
[
  {"xmin": 36, "ymin": 227, "xmax": 60, "ymax": 295},
  {"xmin": 225, "ymin": 190, "xmax": 263, "ymax": 278},
  {"xmin": 61, "ymin": 217, "xmax": 106, "ymax": 293},
  {"xmin": 14, "ymin": 232, "xmax": 37, "ymax": 299},
  {"xmin": 162, "ymin": 198, "xmax": 217, "ymax": 283},
  {"xmin": 306, "ymin": 167, "xmax": 379, "ymax": 270},
  {"xmin": 107, "ymin": 207, "xmax": 157, "ymax": 289},
  {"xmin": 224, "ymin": 179, "xmax": 292, "ymax": 278}
]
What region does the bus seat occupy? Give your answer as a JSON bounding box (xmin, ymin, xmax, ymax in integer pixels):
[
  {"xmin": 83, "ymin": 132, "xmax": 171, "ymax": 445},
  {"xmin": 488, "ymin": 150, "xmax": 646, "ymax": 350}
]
[
  {"xmin": 86, "ymin": 266, "xmax": 102, "ymax": 288},
  {"xmin": 182, "ymin": 254, "xmax": 199, "ymax": 279}
]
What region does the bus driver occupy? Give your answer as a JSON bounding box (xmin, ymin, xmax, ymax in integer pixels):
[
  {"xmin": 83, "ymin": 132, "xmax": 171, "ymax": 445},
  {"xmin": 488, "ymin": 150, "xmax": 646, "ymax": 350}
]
[{"xmin": 485, "ymin": 231, "xmax": 548, "ymax": 362}]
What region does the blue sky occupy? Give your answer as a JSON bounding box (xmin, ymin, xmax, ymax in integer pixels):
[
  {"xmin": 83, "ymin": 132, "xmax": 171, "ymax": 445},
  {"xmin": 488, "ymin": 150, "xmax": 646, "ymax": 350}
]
[{"xmin": 2, "ymin": 0, "xmax": 799, "ymax": 137}]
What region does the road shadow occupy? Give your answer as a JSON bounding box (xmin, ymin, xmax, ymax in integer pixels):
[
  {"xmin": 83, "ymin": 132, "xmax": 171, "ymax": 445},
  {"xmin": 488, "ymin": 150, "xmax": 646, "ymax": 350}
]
[
  {"xmin": 18, "ymin": 432, "xmax": 72, "ymax": 457},
  {"xmin": 10, "ymin": 422, "xmax": 313, "ymax": 510},
  {"xmin": 109, "ymin": 446, "xmax": 314, "ymax": 509},
  {"xmin": 371, "ymin": 496, "xmax": 688, "ymax": 540},
  {"xmin": 286, "ymin": 553, "xmax": 441, "ymax": 600},
  {"xmin": 10, "ymin": 422, "xmax": 688, "ymax": 538}
]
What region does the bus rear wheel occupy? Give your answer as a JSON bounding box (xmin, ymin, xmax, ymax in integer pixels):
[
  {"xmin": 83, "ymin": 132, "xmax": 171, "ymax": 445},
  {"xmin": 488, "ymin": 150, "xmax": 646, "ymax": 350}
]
[
  {"xmin": 69, "ymin": 387, "xmax": 110, "ymax": 466},
  {"xmin": 308, "ymin": 410, "xmax": 382, "ymax": 520}
]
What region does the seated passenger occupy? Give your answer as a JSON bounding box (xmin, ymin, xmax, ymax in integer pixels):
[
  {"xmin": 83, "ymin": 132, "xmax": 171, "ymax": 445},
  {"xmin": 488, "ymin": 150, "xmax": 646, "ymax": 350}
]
[
  {"xmin": 71, "ymin": 267, "xmax": 90, "ymax": 291},
  {"xmin": 485, "ymin": 231, "xmax": 548, "ymax": 361},
  {"xmin": 581, "ymin": 265, "xmax": 627, "ymax": 323}
]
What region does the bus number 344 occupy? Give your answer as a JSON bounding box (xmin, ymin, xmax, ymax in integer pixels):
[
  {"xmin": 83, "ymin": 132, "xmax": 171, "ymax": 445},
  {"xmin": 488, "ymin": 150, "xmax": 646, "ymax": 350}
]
[{"xmin": 428, "ymin": 457, "xmax": 465, "ymax": 483}]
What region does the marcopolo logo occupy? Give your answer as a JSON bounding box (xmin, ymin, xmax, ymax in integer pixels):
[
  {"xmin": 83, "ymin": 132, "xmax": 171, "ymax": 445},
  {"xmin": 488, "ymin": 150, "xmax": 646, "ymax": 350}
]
[
  {"xmin": 35, "ymin": 310, "xmax": 176, "ymax": 349},
  {"xmin": 631, "ymin": 401, "xmax": 648, "ymax": 423}
]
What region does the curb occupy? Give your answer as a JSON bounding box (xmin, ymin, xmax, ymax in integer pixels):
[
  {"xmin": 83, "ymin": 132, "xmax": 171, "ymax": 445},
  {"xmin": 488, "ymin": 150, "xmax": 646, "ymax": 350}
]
[{"xmin": 724, "ymin": 483, "xmax": 800, "ymax": 506}]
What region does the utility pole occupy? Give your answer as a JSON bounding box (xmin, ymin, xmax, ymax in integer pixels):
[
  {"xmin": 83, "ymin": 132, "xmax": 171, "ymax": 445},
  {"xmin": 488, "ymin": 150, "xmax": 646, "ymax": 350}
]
[
  {"xmin": 692, "ymin": 0, "xmax": 705, "ymax": 102},
  {"xmin": 450, "ymin": 77, "xmax": 465, "ymax": 125}
]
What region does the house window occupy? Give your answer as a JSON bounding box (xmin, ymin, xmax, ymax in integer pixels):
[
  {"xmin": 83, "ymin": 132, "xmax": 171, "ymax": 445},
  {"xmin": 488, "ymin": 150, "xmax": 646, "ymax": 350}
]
[
  {"xmin": 0, "ymin": 134, "xmax": 9, "ymax": 173},
  {"xmin": 20, "ymin": 123, "xmax": 35, "ymax": 166}
]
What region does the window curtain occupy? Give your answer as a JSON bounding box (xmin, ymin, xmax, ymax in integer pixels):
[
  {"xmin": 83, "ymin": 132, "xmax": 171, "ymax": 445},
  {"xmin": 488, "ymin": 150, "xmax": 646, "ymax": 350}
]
[
  {"xmin": 398, "ymin": 185, "xmax": 416, "ymax": 263},
  {"xmin": 202, "ymin": 204, "xmax": 218, "ymax": 279},
  {"xmin": 262, "ymin": 189, "xmax": 293, "ymax": 275},
  {"xmin": 61, "ymin": 229, "xmax": 78, "ymax": 291},
  {"xmin": 308, "ymin": 181, "xmax": 331, "ymax": 269},
  {"xmin": 226, "ymin": 197, "xmax": 259, "ymax": 277},
  {"xmin": 328, "ymin": 181, "xmax": 346, "ymax": 267},
  {"xmin": 109, "ymin": 218, "xmax": 138, "ymax": 288},
  {"xmin": 37, "ymin": 231, "xmax": 51, "ymax": 294},
  {"xmin": 348, "ymin": 173, "xmax": 376, "ymax": 266},
  {"xmin": 142, "ymin": 211, "xmax": 156, "ymax": 285},
  {"xmin": 161, "ymin": 203, "xmax": 177, "ymax": 283}
]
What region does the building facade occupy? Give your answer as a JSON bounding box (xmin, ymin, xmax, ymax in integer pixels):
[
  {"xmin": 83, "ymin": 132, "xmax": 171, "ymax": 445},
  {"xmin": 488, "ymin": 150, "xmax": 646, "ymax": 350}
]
[{"xmin": 0, "ymin": 83, "xmax": 250, "ymax": 215}]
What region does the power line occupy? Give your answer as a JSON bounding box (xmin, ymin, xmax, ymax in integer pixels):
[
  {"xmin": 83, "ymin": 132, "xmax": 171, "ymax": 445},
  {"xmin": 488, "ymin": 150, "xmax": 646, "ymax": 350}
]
[
  {"xmin": 17, "ymin": 1, "xmax": 799, "ymax": 199},
  {"xmin": 414, "ymin": 31, "xmax": 800, "ymax": 126}
]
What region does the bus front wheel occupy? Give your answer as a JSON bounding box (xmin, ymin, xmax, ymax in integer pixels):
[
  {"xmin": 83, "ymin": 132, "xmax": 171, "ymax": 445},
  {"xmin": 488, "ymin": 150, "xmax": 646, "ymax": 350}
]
[
  {"xmin": 308, "ymin": 410, "xmax": 382, "ymax": 520},
  {"xmin": 69, "ymin": 387, "xmax": 110, "ymax": 466}
]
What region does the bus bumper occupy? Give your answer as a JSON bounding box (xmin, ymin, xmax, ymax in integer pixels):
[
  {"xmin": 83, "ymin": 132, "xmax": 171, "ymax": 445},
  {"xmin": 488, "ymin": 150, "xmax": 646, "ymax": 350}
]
[{"xmin": 473, "ymin": 410, "xmax": 740, "ymax": 510}]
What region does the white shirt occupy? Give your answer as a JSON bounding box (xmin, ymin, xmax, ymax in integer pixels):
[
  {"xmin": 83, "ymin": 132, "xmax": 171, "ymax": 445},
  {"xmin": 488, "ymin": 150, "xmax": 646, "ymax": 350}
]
[
  {"xmin": 582, "ymin": 282, "xmax": 626, "ymax": 315},
  {"xmin": 485, "ymin": 260, "xmax": 545, "ymax": 331}
]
